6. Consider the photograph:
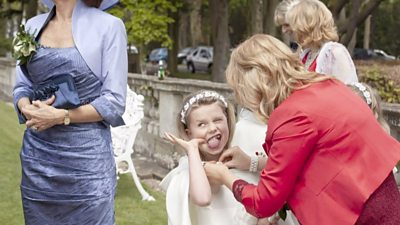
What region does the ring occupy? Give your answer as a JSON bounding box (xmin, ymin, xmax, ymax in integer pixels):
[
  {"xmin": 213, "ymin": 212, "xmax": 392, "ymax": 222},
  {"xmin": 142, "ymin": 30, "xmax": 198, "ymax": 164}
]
[{"xmin": 31, "ymin": 126, "xmax": 38, "ymax": 131}]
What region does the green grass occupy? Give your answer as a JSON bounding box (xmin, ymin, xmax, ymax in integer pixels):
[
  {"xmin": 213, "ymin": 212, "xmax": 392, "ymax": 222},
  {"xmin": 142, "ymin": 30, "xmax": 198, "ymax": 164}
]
[
  {"xmin": 171, "ymin": 71, "xmax": 212, "ymax": 81},
  {"xmin": 0, "ymin": 101, "xmax": 167, "ymax": 225}
]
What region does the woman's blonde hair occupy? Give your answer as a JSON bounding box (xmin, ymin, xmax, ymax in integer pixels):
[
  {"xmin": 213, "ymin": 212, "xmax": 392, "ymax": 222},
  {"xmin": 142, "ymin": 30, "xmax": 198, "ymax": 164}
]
[
  {"xmin": 347, "ymin": 83, "xmax": 391, "ymax": 134},
  {"xmin": 226, "ymin": 34, "xmax": 330, "ymax": 122},
  {"xmin": 286, "ymin": 0, "xmax": 338, "ymax": 49},
  {"xmin": 176, "ymin": 90, "xmax": 236, "ymax": 151},
  {"xmin": 274, "ymin": 0, "xmax": 301, "ymax": 26}
]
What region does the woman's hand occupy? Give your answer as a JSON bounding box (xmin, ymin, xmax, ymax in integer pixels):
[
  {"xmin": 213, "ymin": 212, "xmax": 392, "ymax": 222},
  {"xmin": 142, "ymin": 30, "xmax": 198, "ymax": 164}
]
[
  {"xmin": 24, "ymin": 99, "xmax": 65, "ymax": 132},
  {"xmin": 163, "ymin": 132, "xmax": 205, "ymax": 155},
  {"xmin": 258, "ymin": 217, "xmax": 278, "ymax": 225},
  {"xmin": 219, "ymin": 146, "xmax": 251, "ymax": 170},
  {"xmin": 204, "ymin": 161, "xmax": 237, "ymax": 188}
]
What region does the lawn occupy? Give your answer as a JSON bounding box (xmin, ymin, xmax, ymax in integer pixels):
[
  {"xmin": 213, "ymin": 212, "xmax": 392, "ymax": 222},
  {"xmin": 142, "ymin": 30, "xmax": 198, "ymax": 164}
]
[{"xmin": 0, "ymin": 101, "xmax": 167, "ymax": 225}]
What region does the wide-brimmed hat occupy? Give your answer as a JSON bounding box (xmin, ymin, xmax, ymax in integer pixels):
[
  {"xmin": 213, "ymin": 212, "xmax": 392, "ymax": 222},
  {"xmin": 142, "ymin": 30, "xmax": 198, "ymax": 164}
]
[{"xmin": 42, "ymin": 0, "xmax": 119, "ymax": 11}]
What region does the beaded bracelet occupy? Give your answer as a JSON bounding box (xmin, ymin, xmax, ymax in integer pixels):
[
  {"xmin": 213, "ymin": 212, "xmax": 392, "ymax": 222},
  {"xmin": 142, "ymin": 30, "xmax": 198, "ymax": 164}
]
[{"xmin": 249, "ymin": 156, "xmax": 258, "ymax": 172}]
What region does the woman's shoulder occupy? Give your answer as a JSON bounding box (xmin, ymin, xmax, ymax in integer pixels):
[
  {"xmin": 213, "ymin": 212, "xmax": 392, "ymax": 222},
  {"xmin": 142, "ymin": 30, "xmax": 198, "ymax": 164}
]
[
  {"xmin": 320, "ymin": 41, "xmax": 349, "ymax": 55},
  {"xmin": 25, "ymin": 13, "xmax": 50, "ymax": 31},
  {"xmin": 84, "ymin": 8, "xmax": 124, "ymax": 27},
  {"xmin": 269, "ymin": 80, "xmax": 340, "ymax": 123}
]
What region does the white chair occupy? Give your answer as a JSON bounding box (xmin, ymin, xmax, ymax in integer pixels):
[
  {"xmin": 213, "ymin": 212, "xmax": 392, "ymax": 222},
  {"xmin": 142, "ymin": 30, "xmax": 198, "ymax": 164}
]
[{"xmin": 111, "ymin": 86, "xmax": 155, "ymax": 201}]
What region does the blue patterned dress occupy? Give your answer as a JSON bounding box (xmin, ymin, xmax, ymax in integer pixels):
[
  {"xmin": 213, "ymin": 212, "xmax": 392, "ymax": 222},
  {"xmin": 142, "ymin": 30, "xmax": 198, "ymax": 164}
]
[{"xmin": 20, "ymin": 46, "xmax": 116, "ymax": 224}]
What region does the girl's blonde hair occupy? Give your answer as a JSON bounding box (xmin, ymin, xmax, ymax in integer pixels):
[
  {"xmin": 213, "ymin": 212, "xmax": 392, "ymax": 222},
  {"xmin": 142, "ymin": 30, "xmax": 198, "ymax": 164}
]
[
  {"xmin": 286, "ymin": 0, "xmax": 338, "ymax": 49},
  {"xmin": 226, "ymin": 34, "xmax": 330, "ymax": 122},
  {"xmin": 176, "ymin": 90, "xmax": 236, "ymax": 150},
  {"xmin": 347, "ymin": 83, "xmax": 391, "ymax": 134},
  {"xmin": 274, "ymin": 0, "xmax": 301, "ymax": 26}
]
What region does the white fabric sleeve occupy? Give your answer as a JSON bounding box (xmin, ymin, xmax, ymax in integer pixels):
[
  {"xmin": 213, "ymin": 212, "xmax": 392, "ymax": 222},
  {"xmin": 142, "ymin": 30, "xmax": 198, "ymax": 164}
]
[{"xmin": 316, "ymin": 42, "xmax": 358, "ymax": 84}]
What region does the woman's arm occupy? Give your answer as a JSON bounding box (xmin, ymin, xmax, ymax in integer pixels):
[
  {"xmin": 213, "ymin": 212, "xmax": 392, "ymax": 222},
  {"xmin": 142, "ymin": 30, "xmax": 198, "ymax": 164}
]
[
  {"xmin": 206, "ymin": 113, "xmax": 318, "ymax": 218},
  {"xmin": 90, "ymin": 18, "xmax": 128, "ymax": 127},
  {"xmin": 23, "ymin": 100, "xmax": 103, "ymax": 131},
  {"xmin": 13, "ymin": 67, "xmax": 34, "ymax": 123},
  {"xmin": 317, "ymin": 42, "xmax": 358, "ymax": 84}
]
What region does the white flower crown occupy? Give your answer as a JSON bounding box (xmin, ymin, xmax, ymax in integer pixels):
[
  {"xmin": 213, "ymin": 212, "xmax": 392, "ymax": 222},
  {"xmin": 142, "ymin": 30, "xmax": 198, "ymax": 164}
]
[
  {"xmin": 180, "ymin": 91, "xmax": 228, "ymax": 124},
  {"xmin": 351, "ymin": 82, "xmax": 372, "ymax": 105}
]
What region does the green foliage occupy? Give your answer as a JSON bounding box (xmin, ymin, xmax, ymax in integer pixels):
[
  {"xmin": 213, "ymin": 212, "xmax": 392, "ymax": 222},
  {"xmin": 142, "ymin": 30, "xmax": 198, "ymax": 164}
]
[
  {"xmin": 0, "ymin": 36, "xmax": 12, "ymax": 56},
  {"xmin": 356, "ymin": 0, "xmax": 400, "ymax": 57},
  {"xmin": 12, "ymin": 24, "xmax": 39, "ymax": 65},
  {"xmin": 109, "ymin": 0, "xmax": 177, "ymax": 49},
  {"xmin": 361, "ymin": 69, "xmax": 400, "ymax": 103}
]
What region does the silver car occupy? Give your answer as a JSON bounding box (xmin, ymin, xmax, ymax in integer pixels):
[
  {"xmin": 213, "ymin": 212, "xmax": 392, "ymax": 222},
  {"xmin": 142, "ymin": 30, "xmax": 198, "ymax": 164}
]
[{"xmin": 186, "ymin": 46, "xmax": 213, "ymax": 73}]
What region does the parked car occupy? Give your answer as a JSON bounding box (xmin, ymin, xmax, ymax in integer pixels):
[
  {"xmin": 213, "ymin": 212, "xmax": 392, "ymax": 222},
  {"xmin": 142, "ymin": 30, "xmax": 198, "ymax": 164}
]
[
  {"xmin": 353, "ymin": 48, "xmax": 396, "ymax": 61},
  {"xmin": 373, "ymin": 49, "xmax": 396, "ymax": 60},
  {"xmin": 127, "ymin": 45, "xmax": 138, "ymax": 54},
  {"xmin": 148, "ymin": 47, "xmax": 168, "ymax": 63},
  {"xmin": 177, "ymin": 47, "xmax": 192, "ymax": 64},
  {"xmin": 186, "ymin": 46, "xmax": 213, "ymax": 73}
]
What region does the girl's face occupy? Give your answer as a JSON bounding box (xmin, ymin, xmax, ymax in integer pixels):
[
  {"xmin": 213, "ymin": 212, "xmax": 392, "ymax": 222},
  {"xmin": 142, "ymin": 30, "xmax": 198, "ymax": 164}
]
[{"xmin": 186, "ymin": 102, "xmax": 229, "ymax": 161}]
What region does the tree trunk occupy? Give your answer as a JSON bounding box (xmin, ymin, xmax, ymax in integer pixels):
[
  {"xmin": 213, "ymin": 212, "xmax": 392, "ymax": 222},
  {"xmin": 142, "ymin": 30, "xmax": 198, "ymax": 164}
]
[
  {"xmin": 25, "ymin": 0, "xmax": 38, "ymax": 20},
  {"xmin": 338, "ymin": 0, "xmax": 385, "ymax": 46},
  {"xmin": 138, "ymin": 44, "xmax": 147, "ymax": 75},
  {"xmin": 168, "ymin": 2, "xmax": 179, "ymax": 76},
  {"xmin": 190, "ymin": 0, "xmax": 203, "ymax": 46},
  {"xmin": 248, "ymin": 0, "xmax": 263, "ymax": 35},
  {"xmin": 210, "ymin": 0, "xmax": 230, "ymax": 83},
  {"xmin": 178, "ymin": 2, "xmax": 191, "ymax": 50},
  {"xmin": 263, "ymin": 0, "xmax": 279, "ymax": 36},
  {"xmin": 340, "ymin": 0, "xmax": 361, "ymax": 46},
  {"xmin": 363, "ymin": 15, "xmax": 371, "ymax": 49}
]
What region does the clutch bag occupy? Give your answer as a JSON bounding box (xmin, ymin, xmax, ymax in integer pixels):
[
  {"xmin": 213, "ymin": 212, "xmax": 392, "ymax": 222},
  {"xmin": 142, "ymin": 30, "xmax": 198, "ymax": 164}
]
[{"xmin": 32, "ymin": 74, "xmax": 80, "ymax": 109}]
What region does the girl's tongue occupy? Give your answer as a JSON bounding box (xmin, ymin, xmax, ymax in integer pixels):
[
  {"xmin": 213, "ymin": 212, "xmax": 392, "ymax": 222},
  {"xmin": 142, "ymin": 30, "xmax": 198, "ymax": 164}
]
[{"xmin": 207, "ymin": 136, "xmax": 220, "ymax": 149}]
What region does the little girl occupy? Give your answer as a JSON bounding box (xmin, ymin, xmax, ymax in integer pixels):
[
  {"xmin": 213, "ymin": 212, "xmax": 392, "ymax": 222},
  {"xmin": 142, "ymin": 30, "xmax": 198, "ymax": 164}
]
[{"xmin": 160, "ymin": 90, "xmax": 268, "ymax": 225}]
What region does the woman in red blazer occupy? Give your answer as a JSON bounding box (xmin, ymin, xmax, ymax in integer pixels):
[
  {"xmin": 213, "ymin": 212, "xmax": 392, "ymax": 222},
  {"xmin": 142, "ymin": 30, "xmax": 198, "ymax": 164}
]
[{"xmin": 204, "ymin": 34, "xmax": 400, "ymax": 225}]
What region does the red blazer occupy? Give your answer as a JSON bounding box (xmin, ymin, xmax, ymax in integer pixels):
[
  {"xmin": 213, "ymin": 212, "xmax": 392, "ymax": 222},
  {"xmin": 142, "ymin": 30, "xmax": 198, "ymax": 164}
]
[{"xmin": 237, "ymin": 79, "xmax": 400, "ymax": 225}]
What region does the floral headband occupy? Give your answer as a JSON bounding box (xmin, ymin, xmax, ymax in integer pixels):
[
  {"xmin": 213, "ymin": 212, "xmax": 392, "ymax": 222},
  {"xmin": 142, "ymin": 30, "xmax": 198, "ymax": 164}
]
[
  {"xmin": 180, "ymin": 91, "xmax": 228, "ymax": 124},
  {"xmin": 351, "ymin": 82, "xmax": 372, "ymax": 105}
]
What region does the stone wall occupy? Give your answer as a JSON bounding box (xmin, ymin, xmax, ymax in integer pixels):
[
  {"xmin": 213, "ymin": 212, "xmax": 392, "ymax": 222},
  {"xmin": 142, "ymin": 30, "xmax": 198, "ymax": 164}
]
[
  {"xmin": 127, "ymin": 74, "xmax": 232, "ymax": 169},
  {"xmin": 0, "ymin": 58, "xmax": 15, "ymax": 101}
]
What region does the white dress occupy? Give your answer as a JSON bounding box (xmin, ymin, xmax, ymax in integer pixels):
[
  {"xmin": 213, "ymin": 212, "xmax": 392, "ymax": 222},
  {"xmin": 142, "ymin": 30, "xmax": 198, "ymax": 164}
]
[
  {"xmin": 160, "ymin": 157, "xmax": 239, "ymax": 225},
  {"xmin": 230, "ymin": 109, "xmax": 299, "ymax": 225},
  {"xmin": 300, "ymin": 41, "xmax": 359, "ymax": 84}
]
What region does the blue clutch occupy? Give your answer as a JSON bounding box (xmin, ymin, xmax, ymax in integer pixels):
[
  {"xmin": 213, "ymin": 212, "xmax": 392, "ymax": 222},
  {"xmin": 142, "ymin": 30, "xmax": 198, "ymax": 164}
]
[{"xmin": 32, "ymin": 75, "xmax": 80, "ymax": 109}]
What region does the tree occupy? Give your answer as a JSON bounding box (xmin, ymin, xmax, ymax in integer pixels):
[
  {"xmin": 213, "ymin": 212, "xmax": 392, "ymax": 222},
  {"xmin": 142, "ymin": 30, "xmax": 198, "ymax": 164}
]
[
  {"xmin": 248, "ymin": 0, "xmax": 263, "ymax": 35},
  {"xmin": 167, "ymin": 0, "xmax": 181, "ymax": 75},
  {"xmin": 189, "ymin": 0, "xmax": 204, "ymax": 46},
  {"xmin": 109, "ymin": 0, "xmax": 177, "ymax": 74},
  {"xmin": 209, "ymin": 0, "xmax": 230, "ymax": 83},
  {"xmin": 327, "ymin": 0, "xmax": 385, "ymax": 47},
  {"xmin": 263, "ymin": 0, "xmax": 279, "ymax": 37}
]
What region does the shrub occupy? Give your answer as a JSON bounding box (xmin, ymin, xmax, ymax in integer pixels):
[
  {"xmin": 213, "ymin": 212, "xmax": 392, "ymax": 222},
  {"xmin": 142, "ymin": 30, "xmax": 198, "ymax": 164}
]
[{"xmin": 360, "ymin": 69, "xmax": 400, "ymax": 103}]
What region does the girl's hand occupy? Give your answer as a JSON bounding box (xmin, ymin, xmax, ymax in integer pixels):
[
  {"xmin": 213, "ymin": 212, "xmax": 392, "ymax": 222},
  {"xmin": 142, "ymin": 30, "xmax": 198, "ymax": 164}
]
[
  {"xmin": 163, "ymin": 132, "xmax": 205, "ymax": 154},
  {"xmin": 219, "ymin": 146, "xmax": 251, "ymax": 170},
  {"xmin": 24, "ymin": 99, "xmax": 64, "ymax": 132}
]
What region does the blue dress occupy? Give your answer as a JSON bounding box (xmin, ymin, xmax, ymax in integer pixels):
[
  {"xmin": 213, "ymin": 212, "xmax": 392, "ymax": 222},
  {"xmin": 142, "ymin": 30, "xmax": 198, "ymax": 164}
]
[{"xmin": 20, "ymin": 46, "xmax": 116, "ymax": 225}]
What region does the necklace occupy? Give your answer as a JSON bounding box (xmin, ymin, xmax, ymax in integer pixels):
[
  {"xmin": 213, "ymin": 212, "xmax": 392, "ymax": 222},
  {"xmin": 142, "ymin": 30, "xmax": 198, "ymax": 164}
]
[{"xmin": 304, "ymin": 49, "xmax": 320, "ymax": 70}]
